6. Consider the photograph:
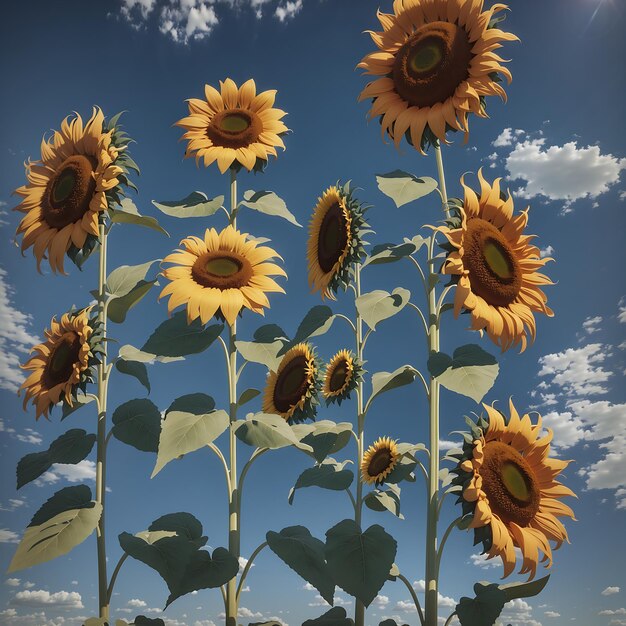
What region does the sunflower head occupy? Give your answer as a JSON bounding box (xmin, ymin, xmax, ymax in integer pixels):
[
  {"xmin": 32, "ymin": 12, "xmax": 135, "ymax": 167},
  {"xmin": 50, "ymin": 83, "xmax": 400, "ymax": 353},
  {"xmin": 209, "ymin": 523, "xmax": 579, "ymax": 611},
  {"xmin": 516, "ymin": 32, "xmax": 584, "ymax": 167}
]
[
  {"xmin": 361, "ymin": 436, "xmax": 400, "ymax": 486},
  {"xmin": 307, "ymin": 182, "xmax": 369, "ymax": 300},
  {"xmin": 437, "ymin": 170, "xmax": 554, "ymax": 352},
  {"xmin": 449, "ymin": 400, "xmax": 576, "ymax": 580},
  {"xmin": 14, "ymin": 108, "xmax": 136, "ymax": 274},
  {"xmin": 263, "ymin": 343, "xmax": 322, "ymax": 424},
  {"xmin": 19, "ymin": 308, "xmax": 102, "ymax": 420},
  {"xmin": 176, "ymin": 78, "xmax": 289, "ymax": 174},
  {"xmin": 322, "ymin": 349, "xmax": 363, "ymax": 406},
  {"xmin": 159, "ymin": 225, "xmax": 286, "ymax": 326},
  {"xmin": 358, "ymin": 1, "xmax": 518, "ymax": 152}
]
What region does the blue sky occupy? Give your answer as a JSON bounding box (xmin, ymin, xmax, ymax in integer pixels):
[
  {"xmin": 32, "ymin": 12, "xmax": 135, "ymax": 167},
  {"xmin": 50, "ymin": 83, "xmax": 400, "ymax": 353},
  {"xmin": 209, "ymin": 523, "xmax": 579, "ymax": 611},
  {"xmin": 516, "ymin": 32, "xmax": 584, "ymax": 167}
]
[{"xmin": 0, "ymin": 1, "xmax": 625, "ymax": 625}]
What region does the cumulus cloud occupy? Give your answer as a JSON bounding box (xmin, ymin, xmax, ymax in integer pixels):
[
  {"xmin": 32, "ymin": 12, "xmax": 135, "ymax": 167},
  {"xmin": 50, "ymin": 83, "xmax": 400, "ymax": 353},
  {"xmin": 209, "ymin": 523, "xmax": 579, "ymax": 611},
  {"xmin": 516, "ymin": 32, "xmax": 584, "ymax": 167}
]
[
  {"xmin": 12, "ymin": 590, "xmax": 84, "ymax": 609},
  {"xmin": 159, "ymin": 1, "xmax": 218, "ymax": 43},
  {"xmin": 539, "ymin": 245, "xmax": 554, "ymax": 258},
  {"xmin": 36, "ymin": 460, "xmax": 97, "ymax": 486},
  {"xmin": 275, "ymin": 0, "xmax": 302, "ymax": 21},
  {"xmin": 582, "ymin": 316, "xmax": 603, "ymax": 335},
  {"xmin": 0, "ymin": 529, "xmax": 20, "ymax": 543},
  {"xmin": 602, "ymin": 587, "xmax": 620, "ymax": 595},
  {"xmin": 492, "ymin": 127, "xmax": 523, "ymax": 147}
]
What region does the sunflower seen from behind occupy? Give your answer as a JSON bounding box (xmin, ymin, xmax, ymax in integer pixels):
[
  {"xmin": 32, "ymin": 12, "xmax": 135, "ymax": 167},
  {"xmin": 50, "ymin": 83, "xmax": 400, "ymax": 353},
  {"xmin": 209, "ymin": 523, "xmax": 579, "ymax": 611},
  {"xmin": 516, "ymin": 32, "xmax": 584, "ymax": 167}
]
[
  {"xmin": 176, "ymin": 78, "xmax": 289, "ymax": 174},
  {"xmin": 263, "ymin": 343, "xmax": 321, "ymax": 424},
  {"xmin": 14, "ymin": 108, "xmax": 134, "ymax": 273},
  {"xmin": 159, "ymin": 225, "xmax": 286, "ymax": 326},
  {"xmin": 358, "ymin": 0, "xmax": 517, "ymax": 152},
  {"xmin": 438, "ymin": 170, "xmax": 553, "ymax": 352},
  {"xmin": 450, "ymin": 400, "xmax": 576, "ymax": 580},
  {"xmin": 19, "ymin": 308, "xmax": 102, "ymax": 420},
  {"xmin": 361, "ymin": 437, "xmax": 400, "ymax": 486},
  {"xmin": 307, "ymin": 183, "xmax": 368, "ymax": 300},
  {"xmin": 322, "ymin": 349, "xmax": 362, "ymax": 406}
]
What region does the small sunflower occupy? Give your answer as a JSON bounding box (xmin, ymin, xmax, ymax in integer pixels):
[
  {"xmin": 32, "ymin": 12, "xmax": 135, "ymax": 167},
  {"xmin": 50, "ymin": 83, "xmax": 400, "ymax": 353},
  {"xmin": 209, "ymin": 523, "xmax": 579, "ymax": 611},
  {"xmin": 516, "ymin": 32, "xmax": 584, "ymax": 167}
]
[
  {"xmin": 322, "ymin": 350, "xmax": 362, "ymax": 406},
  {"xmin": 451, "ymin": 400, "xmax": 576, "ymax": 580},
  {"xmin": 19, "ymin": 309, "xmax": 102, "ymax": 420},
  {"xmin": 361, "ymin": 437, "xmax": 400, "ymax": 486},
  {"xmin": 159, "ymin": 225, "xmax": 286, "ymax": 326},
  {"xmin": 14, "ymin": 108, "xmax": 135, "ymax": 273},
  {"xmin": 358, "ymin": 0, "xmax": 517, "ymax": 152},
  {"xmin": 438, "ymin": 170, "xmax": 553, "ymax": 352},
  {"xmin": 263, "ymin": 343, "xmax": 322, "ymax": 424},
  {"xmin": 307, "ymin": 183, "xmax": 368, "ymax": 300},
  {"xmin": 176, "ymin": 78, "xmax": 289, "ymax": 174}
]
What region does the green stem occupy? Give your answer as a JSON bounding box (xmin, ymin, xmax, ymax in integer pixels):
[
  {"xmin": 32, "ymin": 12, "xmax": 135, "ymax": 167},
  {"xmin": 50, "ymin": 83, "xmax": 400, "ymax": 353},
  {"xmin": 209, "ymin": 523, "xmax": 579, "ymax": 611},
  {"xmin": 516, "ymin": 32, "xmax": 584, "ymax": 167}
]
[
  {"xmin": 443, "ymin": 612, "xmax": 457, "ymax": 626},
  {"xmin": 236, "ymin": 541, "xmax": 268, "ymax": 602},
  {"xmin": 106, "ymin": 553, "xmax": 128, "ymax": 604},
  {"xmin": 397, "ymin": 573, "xmax": 425, "ymax": 626},
  {"xmin": 434, "ymin": 142, "xmax": 451, "ymax": 220},
  {"xmin": 436, "ymin": 516, "xmax": 463, "ymax": 578}
]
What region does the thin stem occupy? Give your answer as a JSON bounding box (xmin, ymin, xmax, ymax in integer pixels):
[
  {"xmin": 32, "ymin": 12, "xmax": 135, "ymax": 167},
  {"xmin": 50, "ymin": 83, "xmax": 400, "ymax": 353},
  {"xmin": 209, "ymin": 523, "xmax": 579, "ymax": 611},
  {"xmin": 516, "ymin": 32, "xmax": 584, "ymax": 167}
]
[
  {"xmin": 407, "ymin": 302, "xmax": 429, "ymax": 337},
  {"xmin": 236, "ymin": 541, "xmax": 268, "ymax": 601},
  {"xmin": 345, "ymin": 488, "xmax": 357, "ymax": 514},
  {"xmin": 434, "ymin": 142, "xmax": 451, "ymax": 220},
  {"xmin": 436, "ymin": 516, "xmax": 463, "ymax": 577},
  {"xmin": 85, "ymin": 393, "xmax": 100, "ymax": 412},
  {"xmin": 217, "ymin": 335, "xmax": 230, "ymax": 376},
  {"xmin": 443, "ymin": 612, "xmax": 457, "ymax": 626},
  {"xmin": 220, "ymin": 586, "xmax": 227, "ymax": 610},
  {"xmin": 238, "ymin": 448, "xmax": 269, "ymax": 507},
  {"xmin": 397, "ymin": 573, "xmax": 425, "ymax": 626},
  {"xmin": 106, "ymin": 553, "xmax": 128, "ymax": 604},
  {"xmin": 361, "ymin": 328, "xmax": 374, "ymax": 352},
  {"xmin": 415, "ymin": 458, "xmax": 429, "ymax": 490},
  {"xmin": 414, "ymin": 368, "xmax": 430, "ymax": 400},
  {"xmin": 236, "ymin": 360, "xmax": 248, "ymax": 384},
  {"xmin": 207, "ymin": 443, "xmax": 232, "ymax": 495},
  {"xmin": 334, "ymin": 313, "xmax": 357, "ymax": 334},
  {"xmin": 436, "ymin": 284, "xmax": 455, "ymax": 318},
  {"xmin": 219, "ymin": 205, "xmax": 231, "ymax": 220},
  {"xmin": 407, "ymin": 255, "xmax": 428, "ymax": 296}
]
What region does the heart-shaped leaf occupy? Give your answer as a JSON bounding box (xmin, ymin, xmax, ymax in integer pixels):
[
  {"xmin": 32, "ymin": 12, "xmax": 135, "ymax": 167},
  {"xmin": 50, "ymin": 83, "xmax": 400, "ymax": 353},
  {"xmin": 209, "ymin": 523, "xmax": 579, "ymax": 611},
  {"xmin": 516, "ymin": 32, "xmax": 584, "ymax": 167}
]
[
  {"xmin": 152, "ymin": 192, "xmax": 224, "ymax": 218},
  {"xmin": 376, "ymin": 171, "xmax": 437, "ymax": 208}
]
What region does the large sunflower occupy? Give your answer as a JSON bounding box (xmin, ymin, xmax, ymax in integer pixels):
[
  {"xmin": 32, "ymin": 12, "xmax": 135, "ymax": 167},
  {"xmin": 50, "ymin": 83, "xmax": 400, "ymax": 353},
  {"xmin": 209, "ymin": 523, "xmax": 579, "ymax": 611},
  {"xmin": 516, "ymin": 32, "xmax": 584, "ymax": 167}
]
[
  {"xmin": 307, "ymin": 183, "xmax": 368, "ymax": 300},
  {"xmin": 19, "ymin": 309, "xmax": 101, "ymax": 420},
  {"xmin": 14, "ymin": 108, "xmax": 133, "ymax": 273},
  {"xmin": 438, "ymin": 170, "xmax": 553, "ymax": 352},
  {"xmin": 176, "ymin": 78, "xmax": 289, "ymax": 174},
  {"xmin": 322, "ymin": 349, "xmax": 362, "ymax": 406},
  {"xmin": 159, "ymin": 225, "xmax": 286, "ymax": 326},
  {"xmin": 361, "ymin": 437, "xmax": 400, "ymax": 486},
  {"xmin": 263, "ymin": 343, "xmax": 321, "ymax": 424},
  {"xmin": 358, "ymin": 0, "xmax": 517, "ymax": 152},
  {"xmin": 451, "ymin": 401, "xmax": 576, "ymax": 580}
]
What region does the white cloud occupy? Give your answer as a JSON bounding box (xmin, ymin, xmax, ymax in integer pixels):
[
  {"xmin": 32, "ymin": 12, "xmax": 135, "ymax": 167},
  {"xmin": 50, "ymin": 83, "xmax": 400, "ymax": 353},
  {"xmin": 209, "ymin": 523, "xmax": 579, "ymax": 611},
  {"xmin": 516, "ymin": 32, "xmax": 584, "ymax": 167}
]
[
  {"xmin": 159, "ymin": 1, "xmax": 219, "ymax": 43},
  {"xmin": 545, "ymin": 611, "xmax": 561, "ymax": 617},
  {"xmin": 12, "ymin": 590, "xmax": 84, "ymax": 610},
  {"xmin": 275, "ymin": 0, "xmax": 302, "ymax": 22},
  {"xmin": 0, "ymin": 529, "xmax": 20, "ymax": 543},
  {"xmin": 6, "ymin": 578, "xmax": 21, "ymax": 586},
  {"xmin": 582, "ymin": 316, "xmax": 602, "ymax": 334},
  {"xmin": 120, "ymin": 0, "xmax": 157, "ymax": 21},
  {"xmin": 602, "ymin": 586, "xmax": 620, "ymax": 595},
  {"xmin": 439, "ymin": 439, "xmax": 461, "ymax": 451},
  {"xmin": 373, "ymin": 595, "xmax": 389, "ymax": 608},
  {"xmin": 36, "ymin": 460, "xmax": 97, "ymax": 486},
  {"xmin": 127, "ymin": 599, "xmax": 147, "ymax": 608},
  {"xmin": 0, "ymin": 266, "xmax": 39, "ymax": 392},
  {"xmin": 618, "ymin": 297, "xmax": 626, "ymax": 323},
  {"xmin": 493, "ymin": 127, "xmax": 519, "ymax": 147},
  {"xmin": 194, "ymin": 621, "xmax": 217, "ymax": 626},
  {"xmin": 600, "ymin": 608, "xmax": 626, "ymax": 615},
  {"xmin": 0, "ymin": 499, "xmax": 26, "ymax": 512},
  {"xmin": 539, "ymin": 245, "xmax": 554, "ymax": 258}
]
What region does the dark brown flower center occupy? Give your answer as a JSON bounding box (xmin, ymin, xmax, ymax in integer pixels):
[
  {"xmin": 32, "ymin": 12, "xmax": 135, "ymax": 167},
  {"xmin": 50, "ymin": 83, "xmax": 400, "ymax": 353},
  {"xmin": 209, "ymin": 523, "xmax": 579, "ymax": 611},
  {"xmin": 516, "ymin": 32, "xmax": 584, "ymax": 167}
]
[
  {"xmin": 329, "ymin": 359, "xmax": 349, "ymax": 393},
  {"xmin": 317, "ymin": 202, "xmax": 349, "ymax": 273},
  {"xmin": 191, "ymin": 252, "xmax": 253, "ymax": 290},
  {"xmin": 273, "ymin": 355, "xmax": 310, "ymax": 413},
  {"xmin": 392, "ymin": 21, "xmax": 472, "ymax": 108},
  {"xmin": 206, "ymin": 109, "xmax": 263, "ymax": 149},
  {"xmin": 43, "ymin": 331, "xmax": 81, "ymax": 388},
  {"xmin": 479, "ymin": 440, "xmax": 540, "ymax": 527},
  {"xmin": 464, "ymin": 218, "xmax": 522, "ymax": 306},
  {"xmin": 42, "ymin": 155, "xmax": 98, "ymax": 230},
  {"xmin": 367, "ymin": 447, "xmax": 393, "ymax": 478}
]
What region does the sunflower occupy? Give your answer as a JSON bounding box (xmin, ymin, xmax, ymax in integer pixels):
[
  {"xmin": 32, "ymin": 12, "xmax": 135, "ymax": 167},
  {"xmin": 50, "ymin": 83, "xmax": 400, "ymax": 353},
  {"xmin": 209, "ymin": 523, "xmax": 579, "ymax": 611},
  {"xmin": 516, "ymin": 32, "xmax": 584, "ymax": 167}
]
[
  {"xmin": 361, "ymin": 437, "xmax": 400, "ymax": 486},
  {"xmin": 450, "ymin": 400, "xmax": 576, "ymax": 580},
  {"xmin": 358, "ymin": 0, "xmax": 517, "ymax": 152},
  {"xmin": 263, "ymin": 343, "xmax": 321, "ymax": 424},
  {"xmin": 176, "ymin": 78, "xmax": 289, "ymax": 174},
  {"xmin": 307, "ymin": 183, "xmax": 368, "ymax": 300},
  {"xmin": 159, "ymin": 225, "xmax": 286, "ymax": 326},
  {"xmin": 437, "ymin": 170, "xmax": 553, "ymax": 352},
  {"xmin": 19, "ymin": 309, "xmax": 102, "ymax": 420},
  {"xmin": 322, "ymin": 350, "xmax": 362, "ymax": 406},
  {"xmin": 14, "ymin": 108, "xmax": 135, "ymax": 273}
]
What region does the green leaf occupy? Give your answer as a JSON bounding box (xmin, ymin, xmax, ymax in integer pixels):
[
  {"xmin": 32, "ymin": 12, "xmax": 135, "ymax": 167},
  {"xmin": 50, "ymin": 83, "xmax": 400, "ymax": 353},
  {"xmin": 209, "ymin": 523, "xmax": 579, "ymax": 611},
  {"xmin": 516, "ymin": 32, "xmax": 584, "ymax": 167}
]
[
  {"xmin": 107, "ymin": 260, "xmax": 159, "ymax": 298},
  {"xmin": 254, "ymin": 323, "xmax": 288, "ymax": 343},
  {"xmin": 115, "ymin": 359, "xmax": 150, "ymax": 393},
  {"xmin": 8, "ymin": 486, "xmax": 101, "ymax": 572},
  {"xmin": 134, "ymin": 617, "xmax": 165, "ymax": 626},
  {"xmin": 367, "ymin": 365, "xmax": 419, "ymax": 409},
  {"xmin": 117, "ymin": 344, "xmax": 184, "ymax": 364},
  {"xmin": 302, "ymin": 607, "xmax": 354, "ymax": 626},
  {"xmin": 364, "ymin": 485, "xmax": 403, "ymax": 519},
  {"xmin": 498, "ymin": 575, "xmax": 550, "ymax": 600},
  {"xmin": 355, "ymin": 288, "xmax": 410, "ymax": 330},
  {"xmin": 61, "ymin": 394, "xmax": 95, "ymax": 420},
  {"xmin": 456, "ymin": 582, "xmax": 506, "ymax": 626},
  {"xmin": 234, "ymin": 413, "xmax": 313, "ymax": 452},
  {"xmin": 110, "ymin": 198, "xmax": 169, "ymax": 236},
  {"xmin": 325, "ymin": 520, "xmax": 397, "ymax": 607},
  {"xmin": 112, "ymin": 399, "xmax": 162, "ymax": 453},
  {"xmin": 266, "ymin": 526, "xmax": 335, "ymax": 605},
  {"xmin": 142, "ymin": 313, "xmax": 223, "ymax": 358},
  {"xmin": 149, "ymin": 512, "xmax": 204, "ymax": 541},
  {"xmin": 108, "ymin": 280, "xmax": 157, "ymax": 324},
  {"xmin": 17, "ymin": 429, "xmax": 96, "ymax": 489},
  {"xmin": 376, "ymin": 170, "xmax": 438, "ymax": 208},
  {"xmin": 236, "ymin": 339, "xmax": 284, "ymax": 371},
  {"xmin": 288, "ymin": 460, "xmax": 353, "ymax": 504},
  {"xmin": 363, "ymin": 240, "xmax": 425, "ymax": 268},
  {"xmin": 297, "ymin": 420, "xmax": 354, "ymax": 463},
  {"xmin": 238, "ymin": 388, "xmax": 261, "ymax": 407},
  {"xmin": 278, "ymin": 306, "xmax": 335, "ymax": 356},
  {"xmin": 152, "ymin": 409, "xmax": 229, "ymax": 477},
  {"xmin": 166, "ymin": 393, "xmax": 215, "ymax": 416},
  {"xmin": 427, "ymin": 344, "xmax": 499, "ymax": 403},
  {"xmin": 240, "ymin": 190, "xmax": 301, "ymax": 226},
  {"xmin": 152, "ymin": 192, "xmax": 224, "ymax": 218}
]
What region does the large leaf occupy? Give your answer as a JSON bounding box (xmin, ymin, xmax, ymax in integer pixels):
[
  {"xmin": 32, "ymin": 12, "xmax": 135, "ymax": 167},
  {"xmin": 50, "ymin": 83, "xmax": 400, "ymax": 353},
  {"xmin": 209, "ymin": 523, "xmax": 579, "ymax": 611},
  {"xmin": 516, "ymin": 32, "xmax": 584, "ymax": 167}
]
[
  {"xmin": 8, "ymin": 486, "xmax": 101, "ymax": 572},
  {"xmin": 498, "ymin": 575, "xmax": 550, "ymax": 600},
  {"xmin": 296, "ymin": 420, "xmax": 354, "ymax": 463},
  {"xmin": 356, "ymin": 288, "xmax": 410, "ymax": 330},
  {"xmin": 325, "ymin": 520, "xmax": 397, "ymax": 607},
  {"xmin": 363, "ymin": 237, "xmax": 427, "ymax": 268},
  {"xmin": 234, "ymin": 413, "xmax": 312, "ymax": 452},
  {"xmin": 108, "ymin": 280, "xmax": 157, "ymax": 324},
  {"xmin": 302, "ymin": 607, "xmax": 354, "ymax": 626},
  {"xmin": 117, "ymin": 344, "xmax": 183, "ymax": 364},
  {"xmin": 266, "ymin": 526, "xmax": 334, "ymax": 605},
  {"xmin": 165, "ymin": 393, "xmax": 215, "ymax": 417},
  {"xmin": 456, "ymin": 582, "xmax": 506, "ymax": 626},
  {"xmin": 142, "ymin": 313, "xmax": 223, "ymax": 358},
  {"xmin": 134, "ymin": 618, "xmax": 166, "ymax": 626},
  {"xmin": 112, "ymin": 399, "xmax": 162, "ymax": 453},
  {"xmin": 238, "ymin": 388, "xmax": 261, "ymax": 407},
  {"xmin": 107, "ymin": 260, "xmax": 159, "ymax": 298},
  {"xmin": 17, "ymin": 429, "xmax": 96, "ymax": 489},
  {"xmin": 364, "ymin": 484, "xmax": 403, "ymax": 519},
  {"xmin": 115, "ymin": 359, "xmax": 150, "ymax": 393},
  {"xmin": 110, "ymin": 198, "xmax": 169, "ymax": 236},
  {"xmin": 152, "ymin": 192, "xmax": 224, "ymax": 218},
  {"xmin": 366, "ymin": 365, "xmax": 419, "ymax": 410},
  {"xmin": 428, "ymin": 344, "xmax": 499, "ymax": 403},
  {"xmin": 278, "ymin": 306, "xmax": 335, "ymax": 356},
  {"xmin": 236, "ymin": 339, "xmax": 284, "ymax": 371},
  {"xmin": 240, "ymin": 190, "xmax": 300, "ymax": 226},
  {"xmin": 288, "ymin": 460, "xmax": 353, "ymax": 504},
  {"xmin": 376, "ymin": 170, "xmax": 438, "ymax": 208},
  {"xmin": 61, "ymin": 393, "xmax": 95, "ymax": 420},
  {"xmin": 152, "ymin": 409, "xmax": 229, "ymax": 478}
]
